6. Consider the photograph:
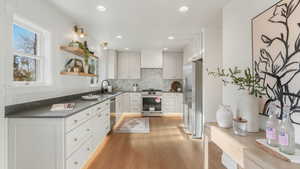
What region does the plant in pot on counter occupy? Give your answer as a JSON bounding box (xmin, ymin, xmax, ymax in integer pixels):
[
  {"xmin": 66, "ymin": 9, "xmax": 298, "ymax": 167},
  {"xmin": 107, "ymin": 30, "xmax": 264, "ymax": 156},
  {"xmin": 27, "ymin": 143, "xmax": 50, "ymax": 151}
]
[{"xmin": 208, "ymin": 67, "xmax": 266, "ymax": 133}]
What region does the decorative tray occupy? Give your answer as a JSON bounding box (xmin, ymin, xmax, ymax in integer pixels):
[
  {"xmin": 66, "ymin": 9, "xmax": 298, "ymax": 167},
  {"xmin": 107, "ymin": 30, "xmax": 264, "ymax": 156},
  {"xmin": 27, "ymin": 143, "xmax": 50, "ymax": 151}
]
[{"xmin": 256, "ymin": 139, "xmax": 300, "ymax": 164}]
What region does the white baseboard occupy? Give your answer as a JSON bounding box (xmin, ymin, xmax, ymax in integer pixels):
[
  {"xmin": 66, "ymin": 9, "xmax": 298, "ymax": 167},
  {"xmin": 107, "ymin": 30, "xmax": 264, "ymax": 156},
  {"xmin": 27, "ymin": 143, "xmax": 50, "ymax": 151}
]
[
  {"xmin": 121, "ymin": 112, "xmax": 183, "ymax": 117},
  {"xmin": 162, "ymin": 113, "xmax": 183, "ymax": 117}
]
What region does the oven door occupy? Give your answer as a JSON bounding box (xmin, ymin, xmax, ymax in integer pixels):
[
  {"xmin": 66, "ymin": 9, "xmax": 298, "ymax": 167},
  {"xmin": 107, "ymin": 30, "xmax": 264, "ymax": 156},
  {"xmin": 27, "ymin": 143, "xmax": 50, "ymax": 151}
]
[{"xmin": 142, "ymin": 96, "xmax": 162, "ymax": 113}]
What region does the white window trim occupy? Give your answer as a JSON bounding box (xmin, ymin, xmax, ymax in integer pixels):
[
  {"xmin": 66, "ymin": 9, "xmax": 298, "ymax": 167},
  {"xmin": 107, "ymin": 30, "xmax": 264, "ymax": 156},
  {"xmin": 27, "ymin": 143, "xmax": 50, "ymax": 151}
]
[{"xmin": 10, "ymin": 15, "xmax": 51, "ymax": 87}]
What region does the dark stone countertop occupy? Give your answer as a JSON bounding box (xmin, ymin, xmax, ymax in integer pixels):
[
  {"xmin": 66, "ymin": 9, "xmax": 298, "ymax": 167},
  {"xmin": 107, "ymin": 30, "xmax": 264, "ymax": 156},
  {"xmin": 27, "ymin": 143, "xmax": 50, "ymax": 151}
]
[
  {"xmin": 5, "ymin": 92, "xmax": 123, "ymax": 119},
  {"xmin": 123, "ymin": 90, "xmax": 183, "ymax": 93},
  {"xmin": 5, "ymin": 90, "xmax": 182, "ymax": 119}
]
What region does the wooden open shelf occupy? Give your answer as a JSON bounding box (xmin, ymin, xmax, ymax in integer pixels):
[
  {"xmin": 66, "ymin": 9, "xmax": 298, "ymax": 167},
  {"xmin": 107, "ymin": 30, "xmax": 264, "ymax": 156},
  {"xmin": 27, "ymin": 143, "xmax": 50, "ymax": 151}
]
[
  {"xmin": 60, "ymin": 72, "xmax": 97, "ymax": 77},
  {"xmin": 60, "ymin": 46, "xmax": 98, "ymax": 59}
]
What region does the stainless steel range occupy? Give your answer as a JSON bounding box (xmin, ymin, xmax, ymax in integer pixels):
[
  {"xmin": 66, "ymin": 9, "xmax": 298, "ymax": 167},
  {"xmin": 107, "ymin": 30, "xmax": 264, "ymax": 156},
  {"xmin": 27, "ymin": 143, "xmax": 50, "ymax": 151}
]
[{"xmin": 142, "ymin": 89, "xmax": 162, "ymax": 116}]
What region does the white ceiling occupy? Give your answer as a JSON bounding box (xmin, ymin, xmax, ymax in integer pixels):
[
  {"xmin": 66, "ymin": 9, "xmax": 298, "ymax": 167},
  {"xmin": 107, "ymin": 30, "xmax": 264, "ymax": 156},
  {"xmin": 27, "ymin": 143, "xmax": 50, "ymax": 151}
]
[{"xmin": 49, "ymin": 0, "xmax": 229, "ymax": 51}]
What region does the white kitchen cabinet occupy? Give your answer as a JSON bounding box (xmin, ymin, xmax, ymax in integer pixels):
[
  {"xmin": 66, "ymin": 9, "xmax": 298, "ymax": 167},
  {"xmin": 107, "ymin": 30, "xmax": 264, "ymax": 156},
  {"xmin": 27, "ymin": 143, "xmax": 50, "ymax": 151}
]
[
  {"xmin": 117, "ymin": 52, "xmax": 129, "ymax": 79},
  {"xmin": 127, "ymin": 52, "xmax": 141, "ymax": 79},
  {"xmin": 141, "ymin": 50, "xmax": 163, "ymax": 68},
  {"xmin": 115, "ymin": 93, "xmax": 130, "ymax": 121},
  {"xmin": 8, "ymin": 100, "xmax": 111, "ymax": 169},
  {"xmin": 122, "ymin": 93, "xmax": 130, "ymax": 113},
  {"xmin": 163, "ymin": 52, "xmax": 183, "ymax": 79},
  {"xmin": 106, "ymin": 50, "xmax": 118, "ymax": 79},
  {"xmin": 162, "ymin": 93, "xmax": 183, "ymax": 114},
  {"xmin": 116, "ymin": 94, "xmax": 123, "ymax": 122},
  {"xmin": 117, "ymin": 51, "xmax": 141, "ymax": 79},
  {"xmin": 129, "ymin": 93, "xmax": 142, "ymax": 113},
  {"xmin": 91, "ymin": 101, "xmax": 110, "ymax": 149}
]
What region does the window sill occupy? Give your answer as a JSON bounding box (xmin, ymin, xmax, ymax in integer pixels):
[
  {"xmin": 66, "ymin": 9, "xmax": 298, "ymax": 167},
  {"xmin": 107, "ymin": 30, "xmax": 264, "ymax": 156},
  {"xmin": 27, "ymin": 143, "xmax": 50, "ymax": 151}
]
[{"xmin": 7, "ymin": 82, "xmax": 52, "ymax": 89}]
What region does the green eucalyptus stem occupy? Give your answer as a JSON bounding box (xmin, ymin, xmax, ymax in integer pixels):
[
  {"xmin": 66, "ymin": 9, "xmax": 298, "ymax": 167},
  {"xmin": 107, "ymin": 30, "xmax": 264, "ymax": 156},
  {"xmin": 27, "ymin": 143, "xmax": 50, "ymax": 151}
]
[
  {"xmin": 208, "ymin": 67, "xmax": 266, "ymax": 98},
  {"xmin": 76, "ymin": 41, "xmax": 91, "ymax": 65}
]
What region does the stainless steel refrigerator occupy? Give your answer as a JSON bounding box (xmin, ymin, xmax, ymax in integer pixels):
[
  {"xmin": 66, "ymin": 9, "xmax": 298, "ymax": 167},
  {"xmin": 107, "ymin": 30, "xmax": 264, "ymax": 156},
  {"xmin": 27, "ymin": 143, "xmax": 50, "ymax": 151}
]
[{"xmin": 183, "ymin": 59, "xmax": 203, "ymax": 138}]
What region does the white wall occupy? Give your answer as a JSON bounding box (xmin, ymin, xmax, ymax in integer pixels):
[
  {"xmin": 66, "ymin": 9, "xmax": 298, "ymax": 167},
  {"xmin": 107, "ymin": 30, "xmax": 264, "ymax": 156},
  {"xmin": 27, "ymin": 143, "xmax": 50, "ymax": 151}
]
[
  {"xmin": 223, "ymin": 0, "xmax": 300, "ymax": 144},
  {"xmin": 183, "ymin": 27, "xmax": 223, "ymax": 123},
  {"xmin": 203, "ymin": 27, "xmax": 223, "ymax": 122},
  {"xmin": 4, "ymin": 0, "xmax": 101, "ymax": 106},
  {"xmin": 183, "ymin": 41, "xmax": 193, "ymax": 65},
  {"xmin": 222, "ymin": 0, "xmax": 278, "ymax": 112}
]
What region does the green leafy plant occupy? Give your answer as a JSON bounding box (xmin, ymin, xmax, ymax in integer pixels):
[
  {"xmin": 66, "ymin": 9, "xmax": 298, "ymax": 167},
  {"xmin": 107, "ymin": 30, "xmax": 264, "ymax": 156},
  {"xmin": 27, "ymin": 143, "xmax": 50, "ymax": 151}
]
[
  {"xmin": 74, "ymin": 41, "xmax": 91, "ymax": 65},
  {"xmin": 208, "ymin": 67, "xmax": 266, "ymax": 98}
]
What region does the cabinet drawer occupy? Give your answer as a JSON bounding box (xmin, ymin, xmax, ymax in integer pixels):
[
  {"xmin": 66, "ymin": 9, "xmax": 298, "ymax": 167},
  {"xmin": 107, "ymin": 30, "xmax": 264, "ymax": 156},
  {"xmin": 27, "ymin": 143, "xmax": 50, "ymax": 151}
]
[
  {"xmin": 95, "ymin": 109, "xmax": 106, "ymax": 121},
  {"xmin": 66, "ymin": 120, "xmax": 92, "ymax": 158},
  {"xmin": 163, "ymin": 93, "xmax": 174, "ymax": 97},
  {"xmin": 66, "ymin": 137, "xmax": 93, "ymax": 169},
  {"xmin": 104, "ymin": 100, "xmax": 110, "ymax": 109},
  {"xmin": 65, "ymin": 109, "xmax": 92, "ymax": 132},
  {"xmin": 130, "ymin": 94, "xmax": 141, "ymax": 99},
  {"xmin": 130, "ymin": 99, "xmax": 141, "ymax": 103},
  {"xmin": 130, "ymin": 98, "xmax": 141, "ymax": 101},
  {"xmin": 92, "ymin": 103, "xmax": 105, "ymax": 115},
  {"xmin": 131, "ymin": 107, "xmax": 141, "ymax": 111}
]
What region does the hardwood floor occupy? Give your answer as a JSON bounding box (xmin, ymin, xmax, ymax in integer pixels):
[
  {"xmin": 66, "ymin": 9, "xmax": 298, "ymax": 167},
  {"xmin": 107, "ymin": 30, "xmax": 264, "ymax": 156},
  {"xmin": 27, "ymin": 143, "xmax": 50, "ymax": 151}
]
[{"xmin": 86, "ymin": 116, "xmax": 203, "ymax": 169}]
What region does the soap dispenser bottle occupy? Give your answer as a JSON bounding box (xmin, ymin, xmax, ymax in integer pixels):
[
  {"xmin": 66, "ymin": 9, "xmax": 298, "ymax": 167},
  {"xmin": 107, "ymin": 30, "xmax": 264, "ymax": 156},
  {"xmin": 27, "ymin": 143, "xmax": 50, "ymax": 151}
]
[
  {"xmin": 278, "ymin": 105, "xmax": 295, "ymax": 155},
  {"xmin": 266, "ymin": 103, "xmax": 279, "ymax": 147}
]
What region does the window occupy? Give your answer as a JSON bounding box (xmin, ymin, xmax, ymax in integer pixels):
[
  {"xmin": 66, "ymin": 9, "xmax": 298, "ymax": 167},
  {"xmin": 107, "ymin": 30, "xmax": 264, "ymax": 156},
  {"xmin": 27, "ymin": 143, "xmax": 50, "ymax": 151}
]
[{"xmin": 12, "ymin": 18, "xmax": 47, "ymax": 85}]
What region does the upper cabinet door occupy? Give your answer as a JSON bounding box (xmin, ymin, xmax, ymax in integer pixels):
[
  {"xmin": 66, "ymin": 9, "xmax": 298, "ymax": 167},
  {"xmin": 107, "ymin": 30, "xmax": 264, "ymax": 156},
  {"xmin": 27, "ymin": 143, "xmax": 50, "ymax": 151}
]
[
  {"xmin": 117, "ymin": 51, "xmax": 141, "ymax": 79},
  {"xmin": 141, "ymin": 50, "xmax": 163, "ymax": 68},
  {"xmin": 117, "ymin": 52, "xmax": 129, "ymax": 79},
  {"xmin": 163, "ymin": 52, "xmax": 183, "ymax": 79},
  {"xmin": 127, "ymin": 52, "xmax": 141, "ymax": 79},
  {"xmin": 107, "ymin": 50, "xmax": 118, "ymax": 79}
]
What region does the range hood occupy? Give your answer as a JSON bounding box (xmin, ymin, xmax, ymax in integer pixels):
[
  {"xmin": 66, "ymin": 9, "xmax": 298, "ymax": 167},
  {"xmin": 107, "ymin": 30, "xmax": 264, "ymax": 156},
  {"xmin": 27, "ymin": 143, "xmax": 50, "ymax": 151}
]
[{"xmin": 141, "ymin": 49, "xmax": 163, "ymax": 69}]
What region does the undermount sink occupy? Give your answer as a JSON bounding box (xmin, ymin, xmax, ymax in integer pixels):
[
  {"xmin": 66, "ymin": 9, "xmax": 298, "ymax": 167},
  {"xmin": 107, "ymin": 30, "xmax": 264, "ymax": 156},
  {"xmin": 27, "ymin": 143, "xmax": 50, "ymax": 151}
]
[
  {"xmin": 81, "ymin": 92, "xmax": 120, "ymax": 101},
  {"xmin": 81, "ymin": 95, "xmax": 101, "ymax": 100}
]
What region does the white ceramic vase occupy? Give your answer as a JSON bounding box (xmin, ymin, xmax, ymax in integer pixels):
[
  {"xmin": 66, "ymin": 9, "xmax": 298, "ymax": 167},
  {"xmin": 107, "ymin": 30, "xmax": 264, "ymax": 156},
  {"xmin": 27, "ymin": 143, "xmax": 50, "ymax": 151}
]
[
  {"xmin": 238, "ymin": 93, "xmax": 259, "ymax": 132},
  {"xmin": 216, "ymin": 105, "xmax": 233, "ymax": 128},
  {"xmin": 83, "ymin": 64, "xmax": 89, "ymax": 73}
]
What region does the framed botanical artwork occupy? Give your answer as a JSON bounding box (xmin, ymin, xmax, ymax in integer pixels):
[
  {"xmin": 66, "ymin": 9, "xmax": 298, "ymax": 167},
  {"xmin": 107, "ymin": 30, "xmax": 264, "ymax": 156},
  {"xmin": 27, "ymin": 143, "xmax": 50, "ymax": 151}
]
[{"xmin": 252, "ymin": 0, "xmax": 300, "ymax": 124}]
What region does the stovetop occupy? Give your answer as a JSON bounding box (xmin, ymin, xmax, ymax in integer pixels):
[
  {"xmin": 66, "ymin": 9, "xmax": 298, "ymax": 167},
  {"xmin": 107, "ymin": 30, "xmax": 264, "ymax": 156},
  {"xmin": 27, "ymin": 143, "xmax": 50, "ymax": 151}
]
[
  {"xmin": 142, "ymin": 89, "xmax": 163, "ymax": 95},
  {"xmin": 142, "ymin": 89, "xmax": 162, "ymax": 92}
]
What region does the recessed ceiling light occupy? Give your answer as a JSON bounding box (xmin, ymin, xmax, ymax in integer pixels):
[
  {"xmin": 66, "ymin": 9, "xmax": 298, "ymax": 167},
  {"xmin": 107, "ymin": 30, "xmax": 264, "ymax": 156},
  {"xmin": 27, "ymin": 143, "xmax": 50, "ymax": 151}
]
[
  {"xmin": 97, "ymin": 5, "xmax": 107, "ymax": 12},
  {"xmin": 125, "ymin": 48, "xmax": 129, "ymax": 50},
  {"xmin": 163, "ymin": 48, "xmax": 168, "ymax": 51},
  {"xmin": 168, "ymin": 36, "xmax": 175, "ymax": 40},
  {"xmin": 179, "ymin": 6, "xmax": 189, "ymax": 13},
  {"xmin": 116, "ymin": 35, "xmax": 123, "ymax": 39}
]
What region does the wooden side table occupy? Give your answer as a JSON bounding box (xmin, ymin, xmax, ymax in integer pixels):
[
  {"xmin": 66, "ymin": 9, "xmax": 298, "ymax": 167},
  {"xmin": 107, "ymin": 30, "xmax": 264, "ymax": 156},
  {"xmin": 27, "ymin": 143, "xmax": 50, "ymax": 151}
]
[{"xmin": 203, "ymin": 123, "xmax": 300, "ymax": 169}]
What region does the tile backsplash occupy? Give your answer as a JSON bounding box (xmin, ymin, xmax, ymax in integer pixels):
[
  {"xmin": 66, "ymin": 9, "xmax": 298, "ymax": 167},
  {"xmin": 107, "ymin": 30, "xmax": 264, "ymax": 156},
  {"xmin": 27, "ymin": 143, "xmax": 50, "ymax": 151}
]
[{"xmin": 108, "ymin": 69, "xmax": 182, "ymax": 91}]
